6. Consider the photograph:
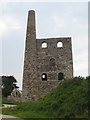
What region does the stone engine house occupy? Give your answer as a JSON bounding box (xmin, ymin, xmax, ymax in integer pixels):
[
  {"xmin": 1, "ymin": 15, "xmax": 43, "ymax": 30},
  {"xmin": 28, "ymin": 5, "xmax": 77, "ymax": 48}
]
[{"xmin": 22, "ymin": 10, "xmax": 73, "ymax": 102}]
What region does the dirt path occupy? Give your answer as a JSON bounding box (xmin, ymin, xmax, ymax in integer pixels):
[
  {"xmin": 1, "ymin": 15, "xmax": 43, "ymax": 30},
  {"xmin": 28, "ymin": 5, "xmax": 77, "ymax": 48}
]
[
  {"xmin": 1, "ymin": 104, "xmax": 23, "ymax": 120},
  {"xmin": 1, "ymin": 115, "xmax": 23, "ymax": 120},
  {"xmin": 2, "ymin": 104, "xmax": 16, "ymax": 108}
]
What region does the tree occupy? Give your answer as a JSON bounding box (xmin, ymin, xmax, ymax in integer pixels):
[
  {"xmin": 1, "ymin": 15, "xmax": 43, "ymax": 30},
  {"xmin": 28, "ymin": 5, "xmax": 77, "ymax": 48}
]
[{"xmin": 1, "ymin": 76, "xmax": 19, "ymax": 97}]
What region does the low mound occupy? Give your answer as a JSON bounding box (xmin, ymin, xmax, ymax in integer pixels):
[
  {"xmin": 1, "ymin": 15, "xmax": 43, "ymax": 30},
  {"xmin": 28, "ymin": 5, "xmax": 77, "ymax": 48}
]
[{"xmin": 2, "ymin": 76, "xmax": 88, "ymax": 119}]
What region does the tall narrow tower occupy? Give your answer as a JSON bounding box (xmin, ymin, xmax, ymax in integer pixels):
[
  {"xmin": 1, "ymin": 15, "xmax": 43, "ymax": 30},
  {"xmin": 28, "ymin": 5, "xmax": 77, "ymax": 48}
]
[{"xmin": 22, "ymin": 10, "xmax": 37, "ymax": 101}]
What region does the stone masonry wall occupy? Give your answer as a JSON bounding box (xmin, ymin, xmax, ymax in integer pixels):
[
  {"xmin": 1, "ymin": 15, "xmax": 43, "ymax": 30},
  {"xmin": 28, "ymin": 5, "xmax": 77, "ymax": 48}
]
[{"xmin": 36, "ymin": 37, "xmax": 73, "ymax": 81}]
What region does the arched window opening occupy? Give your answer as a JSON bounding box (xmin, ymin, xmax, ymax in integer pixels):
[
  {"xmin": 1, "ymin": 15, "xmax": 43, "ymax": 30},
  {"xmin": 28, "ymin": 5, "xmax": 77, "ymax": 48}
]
[
  {"xmin": 58, "ymin": 73, "xmax": 64, "ymax": 80},
  {"xmin": 42, "ymin": 73, "xmax": 47, "ymax": 81},
  {"xmin": 42, "ymin": 42, "xmax": 47, "ymax": 48},
  {"xmin": 50, "ymin": 58, "xmax": 55, "ymax": 66},
  {"xmin": 57, "ymin": 42, "xmax": 63, "ymax": 48}
]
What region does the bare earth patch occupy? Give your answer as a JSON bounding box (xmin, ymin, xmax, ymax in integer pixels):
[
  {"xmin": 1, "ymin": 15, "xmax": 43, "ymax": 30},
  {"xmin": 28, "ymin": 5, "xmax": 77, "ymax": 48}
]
[{"xmin": 2, "ymin": 104, "xmax": 16, "ymax": 108}]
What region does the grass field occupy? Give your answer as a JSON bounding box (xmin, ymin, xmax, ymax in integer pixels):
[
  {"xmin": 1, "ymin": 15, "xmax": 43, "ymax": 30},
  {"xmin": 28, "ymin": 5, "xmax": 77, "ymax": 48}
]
[
  {"xmin": 2, "ymin": 97, "xmax": 15, "ymax": 105},
  {"xmin": 2, "ymin": 76, "xmax": 88, "ymax": 119}
]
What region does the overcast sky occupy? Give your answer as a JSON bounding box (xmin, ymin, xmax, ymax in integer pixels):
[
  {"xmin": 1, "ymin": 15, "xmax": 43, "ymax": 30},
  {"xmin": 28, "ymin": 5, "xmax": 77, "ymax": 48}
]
[{"xmin": 0, "ymin": 1, "xmax": 88, "ymax": 90}]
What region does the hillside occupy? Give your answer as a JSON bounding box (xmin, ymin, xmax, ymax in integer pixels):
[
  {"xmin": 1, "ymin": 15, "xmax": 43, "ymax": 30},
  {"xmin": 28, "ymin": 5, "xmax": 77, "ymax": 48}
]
[{"xmin": 2, "ymin": 76, "xmax": 88, "ymax": 119}]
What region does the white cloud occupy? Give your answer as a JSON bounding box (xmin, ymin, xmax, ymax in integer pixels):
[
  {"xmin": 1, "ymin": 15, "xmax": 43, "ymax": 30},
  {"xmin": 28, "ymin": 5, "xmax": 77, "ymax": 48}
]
[
  {"xmin": 52, "ymin": 15, "xmax": 65, "ymax": 29},
  {"xmin": 53, "ymin": 16, "xmax": 87, "ymax": 35},
  {"xmin": 73, "ymin": 50, "xmax": 88, "ymax": 76},
  {"xmin": 0, "ymin": 15, "xmax": 22, "ymax": 37},
  {"xmin": 74, "ymin": 62, "xmax": 88, "ymax": 77}
]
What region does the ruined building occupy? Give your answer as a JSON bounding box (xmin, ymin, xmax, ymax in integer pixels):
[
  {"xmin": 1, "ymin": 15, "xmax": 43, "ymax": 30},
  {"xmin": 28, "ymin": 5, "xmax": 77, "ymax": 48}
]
[{"xmin": 22, "ymin": 10, "xmax": 73, "ymax": 102}]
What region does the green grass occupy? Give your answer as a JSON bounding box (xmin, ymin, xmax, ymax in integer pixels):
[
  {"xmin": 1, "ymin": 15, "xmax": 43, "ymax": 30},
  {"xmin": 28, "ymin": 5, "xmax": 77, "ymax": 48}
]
[
  {"xmin": 2, "ymin": 97, "xmax": 15, "ymax": 104},
  {"xmin": 2, "ymin": 76, "xmax": 88, "ymax": 119},
  {"xmin": 0, "ymin": 97, "xmax": 15, "ymax": 108}
]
